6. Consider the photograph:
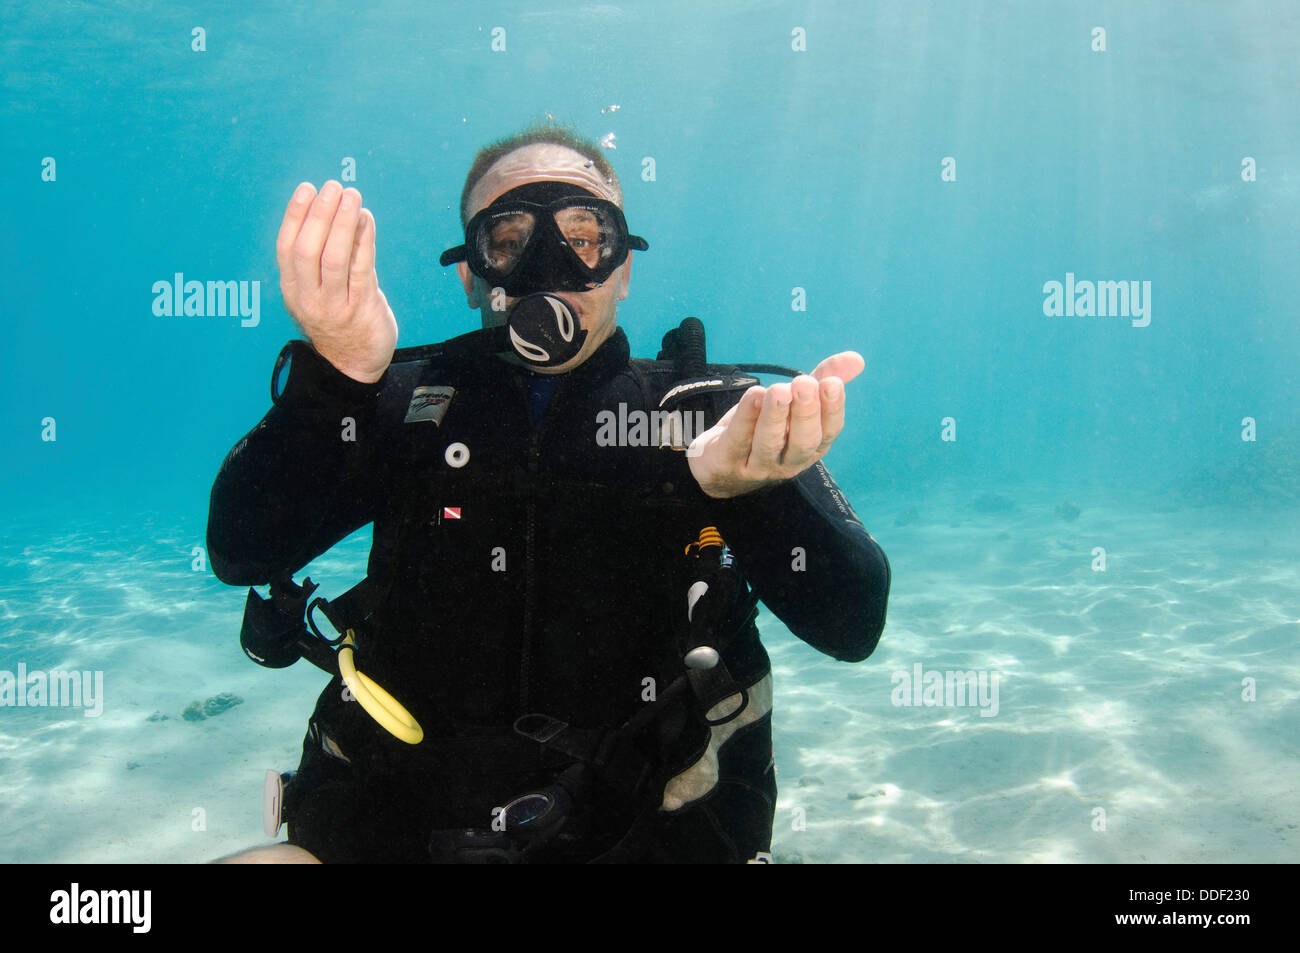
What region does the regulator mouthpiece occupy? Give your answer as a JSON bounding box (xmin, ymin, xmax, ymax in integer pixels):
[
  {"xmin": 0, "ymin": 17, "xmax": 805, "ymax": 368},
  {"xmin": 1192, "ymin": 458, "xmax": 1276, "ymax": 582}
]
[{"xmin": 508, "ymin": 293, "xmax": 587, "ymax": 367}]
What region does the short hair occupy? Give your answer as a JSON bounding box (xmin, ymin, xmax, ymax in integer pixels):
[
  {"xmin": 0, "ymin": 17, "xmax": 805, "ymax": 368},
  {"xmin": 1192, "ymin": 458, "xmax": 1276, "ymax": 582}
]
[{"xmin": 459, "ymin": 122, "xmax": 623, "ymax": 226}]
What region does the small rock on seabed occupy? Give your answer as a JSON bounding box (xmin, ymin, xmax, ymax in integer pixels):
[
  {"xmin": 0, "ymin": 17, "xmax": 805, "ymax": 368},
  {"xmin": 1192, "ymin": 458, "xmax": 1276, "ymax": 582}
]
[{"xmin": 179, "ymin": 692, "xmax": 244, "ymax": 722}]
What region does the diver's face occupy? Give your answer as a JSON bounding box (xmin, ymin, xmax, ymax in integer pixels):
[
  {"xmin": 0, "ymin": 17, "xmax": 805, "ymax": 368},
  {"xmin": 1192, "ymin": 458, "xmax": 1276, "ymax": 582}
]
[{"xmin": 457, "ymin": 145, "xmax": 633, "ymax": 375}]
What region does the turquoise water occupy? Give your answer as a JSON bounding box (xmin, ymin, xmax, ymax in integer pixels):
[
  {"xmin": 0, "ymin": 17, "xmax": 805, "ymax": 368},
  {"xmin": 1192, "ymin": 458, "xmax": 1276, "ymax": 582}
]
[{"xmin": 1, "ymin": 0, "xmax": 1297, "ymax": 862}]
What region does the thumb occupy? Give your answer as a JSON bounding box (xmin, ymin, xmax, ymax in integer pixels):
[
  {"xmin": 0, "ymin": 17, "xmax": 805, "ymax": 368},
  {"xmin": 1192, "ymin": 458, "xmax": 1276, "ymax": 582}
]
[
  {"xmin": 349, "ymin": 208, "xmax": 377, "ymax": 292},
  {"xmin": 810, "ymin": 350, "xmax": 865, "ymax": 386}
]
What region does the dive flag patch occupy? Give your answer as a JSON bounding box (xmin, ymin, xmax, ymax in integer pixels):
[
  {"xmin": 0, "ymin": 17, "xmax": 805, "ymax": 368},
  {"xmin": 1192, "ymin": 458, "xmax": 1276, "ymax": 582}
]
[
  {"xmin": 443, "ymin": 507, "xmax": 462, "ymax": 520},
  {"xmin": 405, "ymin": 385, "xmax": 456, "ymax": 424}
]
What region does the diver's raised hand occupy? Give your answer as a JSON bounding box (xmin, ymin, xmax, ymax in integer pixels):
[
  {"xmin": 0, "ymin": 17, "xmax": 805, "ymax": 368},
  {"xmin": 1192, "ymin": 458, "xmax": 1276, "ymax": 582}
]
[
  {"xmin": 275, "ymin": 181, "xmax": 397, "ymax": 384},
  {"xmin": 687, "ymin": 351, "xmax": 865, "ymax": 499}
]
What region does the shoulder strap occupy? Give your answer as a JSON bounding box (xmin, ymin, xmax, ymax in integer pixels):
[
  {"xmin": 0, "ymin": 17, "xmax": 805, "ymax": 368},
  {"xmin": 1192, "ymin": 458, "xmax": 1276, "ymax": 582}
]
[
  {"xmin": 389, "ymin": 326, "xmax": 499, "ymax": 366},
  {"xmin": 652, "ymin": 317, "xmax": 803, "ymax": 417}
]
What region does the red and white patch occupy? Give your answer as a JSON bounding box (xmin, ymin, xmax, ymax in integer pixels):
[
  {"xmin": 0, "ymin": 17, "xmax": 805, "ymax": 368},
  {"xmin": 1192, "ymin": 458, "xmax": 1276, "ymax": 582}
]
[{"xmin": 442, "ymin": 507, "xmax": 461, "ymax": 520}]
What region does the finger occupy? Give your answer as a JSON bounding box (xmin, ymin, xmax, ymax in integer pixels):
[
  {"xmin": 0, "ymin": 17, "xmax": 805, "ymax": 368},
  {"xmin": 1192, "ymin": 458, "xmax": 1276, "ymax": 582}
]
[
  {"xmin": 818, "ymin": 375, "xmax": 847, "ymax": 452},
  {"xmin": 293, "ymin": 180, "xmax": 345, "ymax": 291},
  {"xmin": 810, "ymin": 350, "xmax": 865, "ymax": 386},
  {"xmin": 350, "ymin": 207, "xmax": 376, "ymax": 292},
  {"xmin": 785, "ymin": 375, "xmax": 824, "ymax": 464},
  {"xmin": 320, "ymin": 187, "xmax": 362, "ymax": 300},
  {"xmin": 750, "ymin": 383, "xmax": 793, "ymax": 469},
  {"xmin": 715, "ymin": 385, "xmax": 766, "ymax": 466},
  {"xmin": 711, "ymin": 399, "xmax": 740, "ymax": 431},
  {"xmin": 275, "ymin": 182, "xmax": 317, "ymax": 301}
]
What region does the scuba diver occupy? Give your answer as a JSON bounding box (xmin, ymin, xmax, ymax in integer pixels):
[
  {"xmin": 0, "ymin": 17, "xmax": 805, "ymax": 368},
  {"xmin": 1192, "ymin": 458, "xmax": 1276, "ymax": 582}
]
[{"xmin": 206, "ymin": 126, "xmax": 891, "ymax": 863}]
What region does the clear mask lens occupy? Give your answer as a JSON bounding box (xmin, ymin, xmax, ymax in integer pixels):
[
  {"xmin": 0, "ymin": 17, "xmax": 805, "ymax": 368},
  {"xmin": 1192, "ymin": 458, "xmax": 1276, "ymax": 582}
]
[
  {"xmin": 477, "ymin": 210, "xmax": 537, "ymax": 276},
  {"xmin": 552, "ymin": 203, "xmax": 619, "ymax": 271}
]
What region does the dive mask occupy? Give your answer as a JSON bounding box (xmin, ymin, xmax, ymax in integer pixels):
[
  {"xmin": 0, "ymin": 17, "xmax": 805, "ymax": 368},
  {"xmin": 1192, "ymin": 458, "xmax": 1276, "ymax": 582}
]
[{"xmin": 440, "ymin": 181, "xmax": 648, "ymax": 297}]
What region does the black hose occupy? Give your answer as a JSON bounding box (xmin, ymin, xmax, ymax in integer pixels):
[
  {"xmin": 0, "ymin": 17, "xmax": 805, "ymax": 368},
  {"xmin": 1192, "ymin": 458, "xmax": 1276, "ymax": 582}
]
[{"xmin": 674, "ymin": 317, "xmax": 707, "ymax": 380}]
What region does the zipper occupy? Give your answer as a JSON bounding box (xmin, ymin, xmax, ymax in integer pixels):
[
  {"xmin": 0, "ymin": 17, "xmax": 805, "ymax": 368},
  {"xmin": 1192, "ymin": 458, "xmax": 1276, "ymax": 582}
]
[
  {"xmin": 512, "ymin": 369, "xmax": 572, "ymax": 712},
  {"xmin": 520, "ymin": 498, "xmax": 536, "ymax": 710}
]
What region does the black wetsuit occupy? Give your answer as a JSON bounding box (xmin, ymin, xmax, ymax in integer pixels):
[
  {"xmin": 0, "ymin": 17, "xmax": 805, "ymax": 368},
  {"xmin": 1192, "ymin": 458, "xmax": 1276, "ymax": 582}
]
[{"xmin": 206, "ymin": 325, "xmax": 890, "ymax": 863}]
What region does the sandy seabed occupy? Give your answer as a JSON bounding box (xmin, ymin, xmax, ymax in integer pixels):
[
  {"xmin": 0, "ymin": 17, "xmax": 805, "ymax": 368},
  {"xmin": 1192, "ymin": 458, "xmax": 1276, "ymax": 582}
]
[{"xmin": 1, "ymin": 488, "xmax": 1296, "ymax": 864}]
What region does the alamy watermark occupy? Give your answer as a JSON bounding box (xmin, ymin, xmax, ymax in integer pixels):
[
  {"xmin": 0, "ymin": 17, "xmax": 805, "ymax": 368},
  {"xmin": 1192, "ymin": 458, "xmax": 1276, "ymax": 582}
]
[
  {"xmin": 49, "ymin": 883, "xmax": 150, "ymax": 933},
  {"xmin": 596, "ymin": 402, "xmax": 708, "ymax": 454},
  {"xmin": 1, "ymin": 663, "xmax": 103, "ymax": 717},
  {"xmin": 891, "ymin": 663, "xmax": 1000, "ymax": 717},
  {"xmin": 1042, "ymin": 272, "xmax": 1151, "ymax": 328},
  {"xmin": 152, "ymin": 273, "xmax": 260, "ymax": 327}
]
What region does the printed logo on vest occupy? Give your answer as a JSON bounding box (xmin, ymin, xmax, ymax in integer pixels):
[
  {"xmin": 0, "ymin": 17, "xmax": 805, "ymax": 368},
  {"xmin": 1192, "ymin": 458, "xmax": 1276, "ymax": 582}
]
[{"xmin": 404, "ymin": 385, "xmax": 456, "ymax": 425}]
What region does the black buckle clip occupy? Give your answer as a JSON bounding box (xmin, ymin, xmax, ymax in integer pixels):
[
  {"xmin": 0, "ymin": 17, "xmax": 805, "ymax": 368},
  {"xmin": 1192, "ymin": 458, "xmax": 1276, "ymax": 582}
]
[
  {"xmin": 513, "ymin": 713, "xmax": 567, "ymax": 744},
  {"xmin": 306, "ymin": 596, "xmax": 348, "ymax": 646}
]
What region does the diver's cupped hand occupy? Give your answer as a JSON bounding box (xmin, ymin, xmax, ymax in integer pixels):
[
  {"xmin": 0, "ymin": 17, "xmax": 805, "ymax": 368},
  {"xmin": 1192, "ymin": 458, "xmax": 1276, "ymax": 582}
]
[
  {"xmin": 687, "ymin": 351, "xmax": 864, "ymax": 499},
  {"xmin": 275, "ymin": 181, "xmax": 397, "ymax": 384}
]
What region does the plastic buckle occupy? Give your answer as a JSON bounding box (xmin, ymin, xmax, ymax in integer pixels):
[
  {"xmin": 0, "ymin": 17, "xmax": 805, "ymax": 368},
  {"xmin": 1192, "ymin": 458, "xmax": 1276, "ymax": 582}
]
[
  {"xmin": 306, "ymin": 596, "xmax": 346, "ymax": 645},
  {"xmin": 513, "ymin": 713, "xmax": 567, "ymax": 744}
]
